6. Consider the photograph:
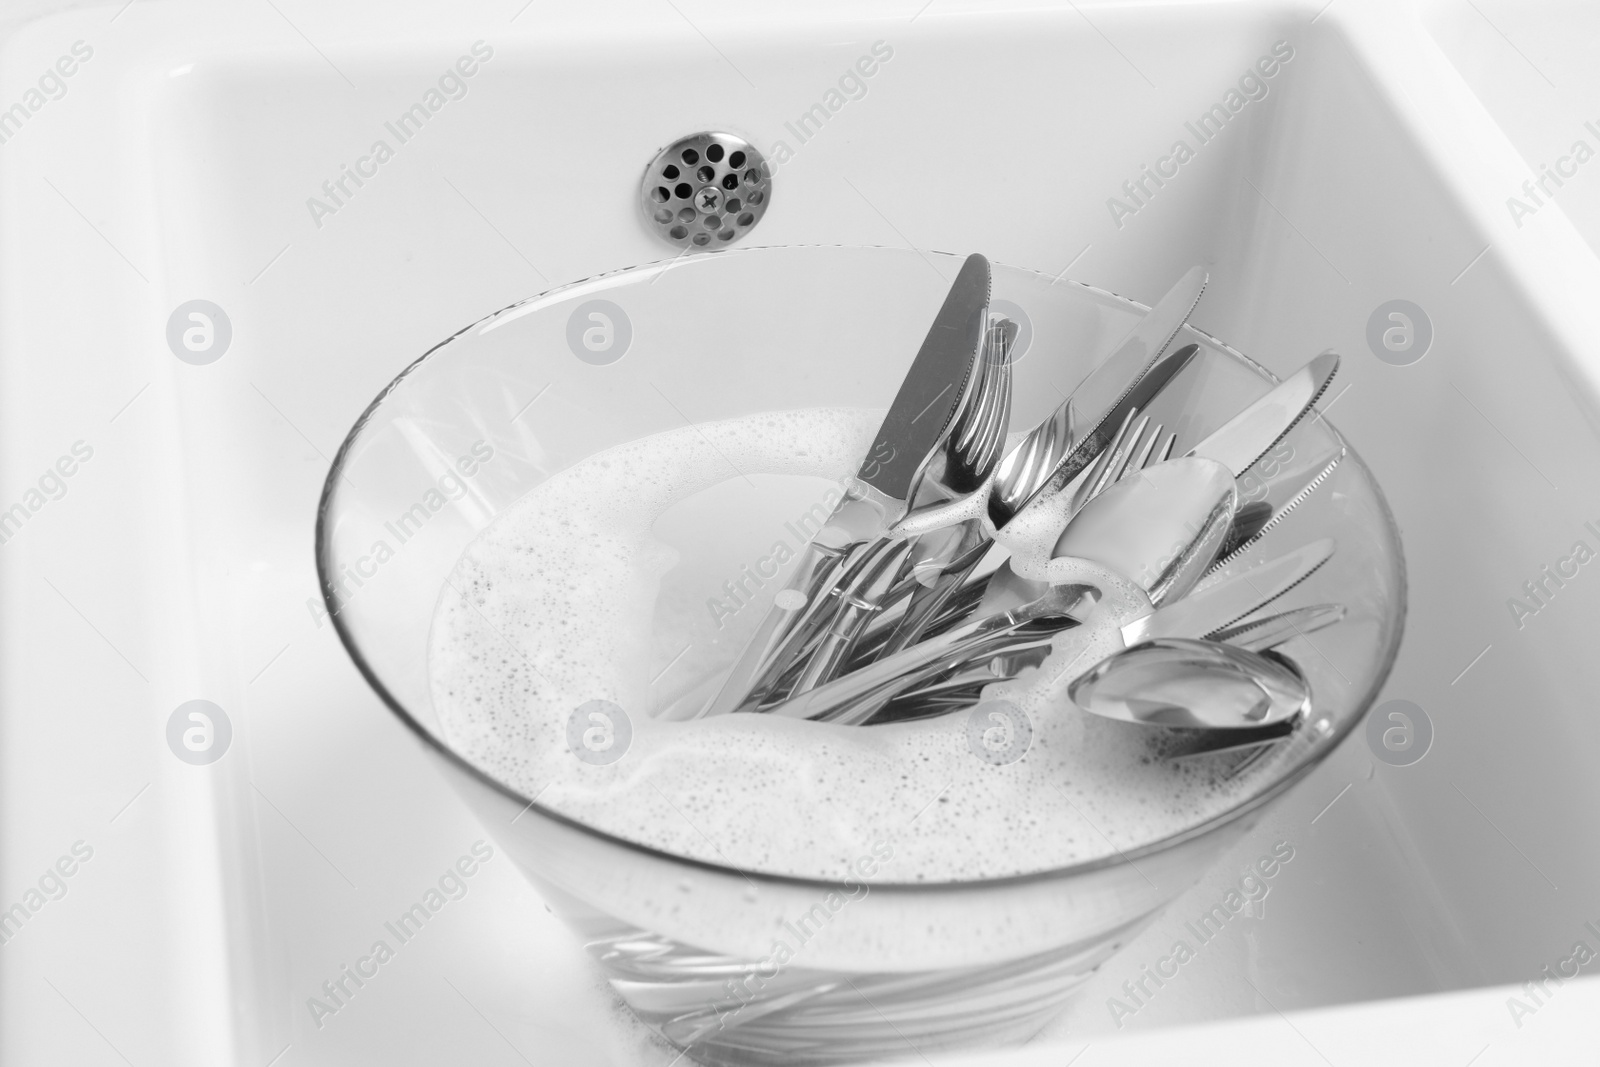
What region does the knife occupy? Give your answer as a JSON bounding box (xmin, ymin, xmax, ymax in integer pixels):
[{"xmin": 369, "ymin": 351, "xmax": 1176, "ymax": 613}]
[
  {"xmin": 870, "ymin": 339, "xmax": 1201, "ymax": 653},
  {"xmin": 1214, "ymin": 603, "xmax": 1346, "ymax": 652},
  {"xmin": 1122, "ymin": 537, "xmax": 1335, "ymax": 646},
  {"xmin": 698, "ymin": 253, "xmax": 991, "ymax": 717},
  {"xmin": 1186, "ymin": 350, "xmax": 1339, "ymax": 477},
  {"xmin": 988, "ymin": 265, "xmax": 1208, "ymax": 528},
  {"xmin": 885, "ymin": 343, "xmax": 1336, "ymax": 651},
  {"xmin": 1209, "ymin": 446, "xmax": 1344, "ymax": 573},
  {"xmin": 833, "ymin": 254, "xmax": 993, "ymax": 533}
]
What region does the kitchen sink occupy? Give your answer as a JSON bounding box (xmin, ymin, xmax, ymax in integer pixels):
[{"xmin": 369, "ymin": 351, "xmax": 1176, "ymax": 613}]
[{"xmin": 4, "ymin": 0, "xmax": 1600, "ymax": 1063}]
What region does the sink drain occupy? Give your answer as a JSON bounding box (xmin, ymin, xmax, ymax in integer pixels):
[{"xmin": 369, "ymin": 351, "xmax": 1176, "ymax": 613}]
[{"xmin": 640, "ymin": 132, "xmax": 771, "ymax": 250}]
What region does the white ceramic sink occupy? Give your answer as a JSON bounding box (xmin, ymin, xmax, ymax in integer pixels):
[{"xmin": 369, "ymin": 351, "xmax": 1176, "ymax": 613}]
[{"xmin": 4, "ymin": 0, "xmax": 1600, "ymax": 1063}]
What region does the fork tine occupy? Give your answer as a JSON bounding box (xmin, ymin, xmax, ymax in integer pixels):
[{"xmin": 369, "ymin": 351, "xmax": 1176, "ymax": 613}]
[
  {"xmin": 1111, "ymin": 425, "xmax": 1176, "ymax": 490},
  {"xmin": 951, "ymin": 349, "xmax": 989, "ymax": 456},
  {"xmin": 1080, "ymin": 407, "xmax": 1138, "ymax": 504},
  {"xmin": 980, "ymin": 329, "xmax": 1013, "ymax": 472},
  {"xmin": 1003, "ymin": 396, "xmax": 1069, "ymax": 504},
  {"xmin": 954, "ymin": 317, "xmax": 1013, "ymax": 488},
  {"xmin": 1125, "ymin": 420, "xmax": 1162, "ymax": 479},
  {"xmin": 1087, "ymin": 413, "xmax": 1148, "ymax": 504},
  {"xmin": 1111, "ymin": 415, "xmax": 1152, "ymax": 483},
  {"xmin": 944, "ymin": 323, "xmax": 1003, "ymax": 484}
]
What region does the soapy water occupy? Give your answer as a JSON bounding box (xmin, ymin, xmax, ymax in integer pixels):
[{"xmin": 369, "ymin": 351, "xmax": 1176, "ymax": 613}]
[{"xmin": 427, "ymin": 409, "xmax": 1281, "ymax": 882}]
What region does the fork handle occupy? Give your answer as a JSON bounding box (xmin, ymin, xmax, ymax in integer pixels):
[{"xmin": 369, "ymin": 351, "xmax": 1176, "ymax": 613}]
[
  {"xmin": 697, "ymin": 541, "xmax": 851, "ymax": 718},
  {"xmin": 822, "ymin": 626, "xmax": 1056, "ymax": 727},
  {"xmin": 761, "ymin": 614, "xmax": 1016, "ymax": 722},
  {"xmin": 784, "ymin": 538, "xmax": 912, "ymax": 694},
  {"xmin": 876, "ymin": 522, "xmax": 991, "ymax": 658}
]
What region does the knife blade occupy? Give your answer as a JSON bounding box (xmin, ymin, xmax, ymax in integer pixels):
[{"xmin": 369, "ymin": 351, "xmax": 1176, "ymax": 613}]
[
  {"xmin": 1214, "ymin": 603, "xmax": 1346, "ymax": 652},
  {"xmin": 1209, "ymin": 446, "xmax": 1344, "ymax": 573},
  {"xmin": 988, "ymin": 265, "xmax": 1208, "ymax": 527},
  {"xmin": 699, "ymin": 253, "xmax": 990, "ymax": 717},
  {"xmin": 1187, "ymin": 350, "xmax": 1339, "ymax": 477},
  {"xmin": 1122, "ymin": 537, "xmax": 1335, "ymax": 646},
  {"xmin": 827, "ymin": 252, "xmax": 991, "ymax": 539}
]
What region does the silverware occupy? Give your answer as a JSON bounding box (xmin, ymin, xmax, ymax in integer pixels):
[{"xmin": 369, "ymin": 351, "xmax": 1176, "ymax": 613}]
[
  {"xmin": 1213, "ymin": 603, "xmax": 1345, "ymax": 651},
  {"xmin": 1211, "ymin": 446, "xmax": 1344, "ymax": 573},
  {"xmin": 761, "ymin": 563, "xmax": 1101, "ymax": 723},
  {"xmin": 869, "ymin": 319, "xmax": 1023, "ymax": 660},
  {"xmin": 773, "ymin": 455, "xmax": 1240, "ymax": 726},
  {"xmin": 860, "ymin": 535, "xmax": 1340, "ymax": 728},
  {"xmin": 869, "ymin": 639, "xmax": 1057, "ymax": 723},
  {"xmin": 1121, "ymin": 538, "xmax": 1335, "ymax": 646},
  {"xmin": 708, "ymin": 269, "xmax": 1351, "ymax": 737},
  {"xmin": 782, "ymin": 314, "xmax": 1016, "ymax": 695},
  {"xmin": 844, "ymin": 457, "xmax": 1240, "ymax": 725},
  {"xmin": 699, "ymin": 254, "xmax": 991, "ymax": 717},
  {"xmin": 987, "ymin": 267, "xmax": 1208, "ymax": 530},
  {"xmin": 870, "ymin": 590, "xmax": 1343, "ymax": 728},
  {"xmin": 1160, "ymin": 721, "xmax": 1299, "ymax": 761},
  {"xmin": 1054, "ymin": 456, "xmax": 1237, "ymax": 608},
  {"xmin": 874, "ymin": 341, "xmax": 1201, "ymax": 661},
  {"xmin": 1148, "ymin": 607, "xmax": 1343, "ymax": 761},
  {"xmin": 859, "ymin": 343, "xmax": 1335, "ymax": 695},
  {"xmin": 1186, "ymin": 350, "xmax": 1339, "ymax": 477},
  {"xmin": 937, "ymin": 315, "xmax": 1015, "ymax": 496},
  {"xmin": 1069, "ymin": 407, "xmax": 1177, "ymax": 512},
  {"xmin": 1068, "ymin": 638, "xmax": 1310, "ymax": 731}
]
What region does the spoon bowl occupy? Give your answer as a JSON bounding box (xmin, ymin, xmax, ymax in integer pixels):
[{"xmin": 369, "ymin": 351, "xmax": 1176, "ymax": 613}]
[
  {"xmin": 1053, "ymin": 456, "xmax": 1236, "ymax": 605},
  {"xmin": 1068, "ymin": 637, "xmax": 1311, "ymax": 730}
]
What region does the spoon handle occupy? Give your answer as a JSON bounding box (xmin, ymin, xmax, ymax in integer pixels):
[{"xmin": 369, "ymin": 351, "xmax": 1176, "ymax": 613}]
[
  {"xmin": 829, "ymin": 628, "xmax": 1061, "ymax": 727},
  {"xmin": 761, "ymin": 615, "xmax": 1013, "ymax": 722}
]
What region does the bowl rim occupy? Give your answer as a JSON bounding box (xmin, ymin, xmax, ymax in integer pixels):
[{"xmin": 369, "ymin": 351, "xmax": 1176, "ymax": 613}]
[{"xmin": 314, "ymin": 243, "xmax": 1408, "ymax": 892}]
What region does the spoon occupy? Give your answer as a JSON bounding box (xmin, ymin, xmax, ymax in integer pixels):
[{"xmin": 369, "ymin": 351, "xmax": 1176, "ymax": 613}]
[
  {"xmin": 767, "ymin": 457, "xmax": 1240, "ymax": 725},
  {"xmin": 1068, "ymin": 637, "xmax": 1310, "ymax": 730},
  {"xmin": 760, "ymin": 563, "xmax": 1104, "ymax": 722},
  {"xmin": 1053, "ymin": 455, "xmax": 1236, "ymax": 607}
]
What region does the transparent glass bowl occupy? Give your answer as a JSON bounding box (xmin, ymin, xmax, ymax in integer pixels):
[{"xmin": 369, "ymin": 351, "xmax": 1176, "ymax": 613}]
[{"xmin": 317, "ymin": 246, "xmax": 1405, "ymax": 1065}]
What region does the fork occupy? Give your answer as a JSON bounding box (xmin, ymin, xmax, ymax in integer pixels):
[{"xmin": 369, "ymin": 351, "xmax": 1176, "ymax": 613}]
[
  {"xmin": 867, "ymin": 319, "xmax": 1017, "ymax": 661},
  {"xmin": 1070, "ymin": 407, "xmax": 1177, "ymax": 512},
  {"xmin": 847, "ymin": 430, "xmax": 1178, "ymax": 722},
  {"xmin": 741, "ymin": 314, "xmax": 1017, "ymax": 707},
  {"xmin": 862, "ymin": 404, "xmax": 1177, "ymax": 667}
]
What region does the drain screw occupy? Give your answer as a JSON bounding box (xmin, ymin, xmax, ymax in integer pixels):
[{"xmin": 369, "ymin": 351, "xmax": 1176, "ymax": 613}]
[{"xmin": 694, "ymin": 187, "xmax": 723, "ymax": 214}]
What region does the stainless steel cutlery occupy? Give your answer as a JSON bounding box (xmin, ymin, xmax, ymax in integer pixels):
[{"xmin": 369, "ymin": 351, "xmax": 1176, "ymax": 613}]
[
  {"xmin": 700, "ymin": 258, "xmax": 1348, "ymax": 749},
  {"xmin": 987, "ymin": 266, "xmax": 1208, "ymax": 529},
  {"xmin": 699, "ymin": 252, "xmax": 991, "ymax": 717}
]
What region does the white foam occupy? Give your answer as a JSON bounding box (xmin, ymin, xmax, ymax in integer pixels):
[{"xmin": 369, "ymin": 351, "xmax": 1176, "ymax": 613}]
[{"xmin": 428, "ymin": 409, "xmax": 1275, "ymax": 882}]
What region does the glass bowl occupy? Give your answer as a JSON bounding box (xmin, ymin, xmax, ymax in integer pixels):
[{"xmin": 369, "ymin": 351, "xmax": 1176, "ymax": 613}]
[{"xmin": 316, "ymin": 246, "xmax": 1405, "ymax": 1065}]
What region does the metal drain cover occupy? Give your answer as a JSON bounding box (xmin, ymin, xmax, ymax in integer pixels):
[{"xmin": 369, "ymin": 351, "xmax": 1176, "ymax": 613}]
[{"xmin": 640, "ymin": 132, "xmax": 771, "ymax": 249}]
